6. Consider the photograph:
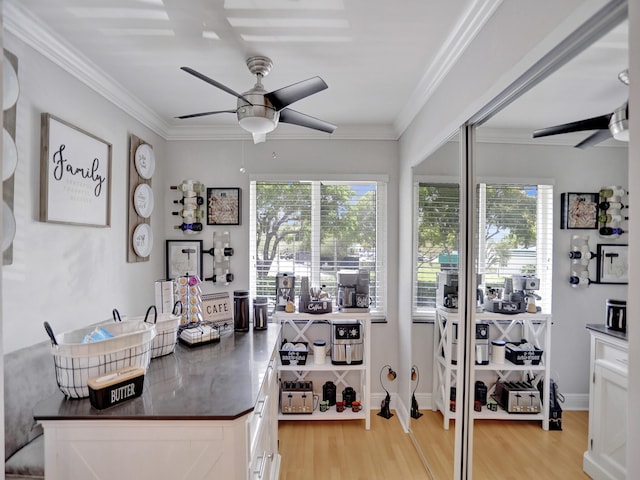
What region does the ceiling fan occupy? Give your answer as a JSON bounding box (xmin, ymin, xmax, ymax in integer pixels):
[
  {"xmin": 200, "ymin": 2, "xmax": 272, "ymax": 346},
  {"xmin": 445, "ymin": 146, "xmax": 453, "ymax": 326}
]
[
  {"xmin": 532, "ymin": 69, "xmax": 629, "ymax": 149},
  {"xmin": 176, "ymin": 56, "xmax": 337, "ymax": 144}
]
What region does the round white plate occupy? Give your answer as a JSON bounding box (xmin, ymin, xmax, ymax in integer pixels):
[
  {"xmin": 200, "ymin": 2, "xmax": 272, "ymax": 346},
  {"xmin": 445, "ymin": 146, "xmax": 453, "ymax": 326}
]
[
  {"xmin": 2, "ymin": 201, "xmax": 16, "ymax": 252},
  {"xmin": 132, "ymin": 223, "xmax": 153, "ymax": 258},
  {"xmin": 134, "ymin": 143, "xmax": 155, "ymax": 179},
  {"xmin": 2, "ymin": 128, "xmax": 17, "ymax": 181},
  {"xmin": 133, "ymin": 183, "xmax": 154, "ymax": 218},
  {"xmin": 3, "ymin": 57, "xmax": 19, "ymax": 111}
]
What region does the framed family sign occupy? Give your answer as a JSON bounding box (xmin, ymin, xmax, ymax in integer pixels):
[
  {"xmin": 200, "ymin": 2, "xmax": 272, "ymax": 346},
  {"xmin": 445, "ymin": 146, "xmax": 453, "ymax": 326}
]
[
  {"xmin": 40, "ymin": 113, "xmax": 112, "ymax": 227},
  {"xmin": 207, "ymin": 187, "xmax": 241, "ymax": 225}
]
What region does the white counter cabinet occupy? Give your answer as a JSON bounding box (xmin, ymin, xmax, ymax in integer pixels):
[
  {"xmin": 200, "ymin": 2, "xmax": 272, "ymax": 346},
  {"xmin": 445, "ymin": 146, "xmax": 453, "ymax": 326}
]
[
  {"xmin": 34, "ymin": 328, "xmax": 281, "ymax": 480},
  {"xmin": 583, "ymin": 325, "xmax": 627, "ymax": 480}
]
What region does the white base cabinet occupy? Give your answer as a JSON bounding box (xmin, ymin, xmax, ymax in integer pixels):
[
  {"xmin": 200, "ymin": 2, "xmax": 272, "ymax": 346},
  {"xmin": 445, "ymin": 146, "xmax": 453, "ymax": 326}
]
[
  {"xmin": 583, "ymin": 326, "xmax": 627, "ymax": 480},
  {"xmin": 39, "ymin": 348, "xmax": 280, "ymax": 480},
  {"xmin": 433, "ymin": 308, "xmax": 552, "ymax": 430}
]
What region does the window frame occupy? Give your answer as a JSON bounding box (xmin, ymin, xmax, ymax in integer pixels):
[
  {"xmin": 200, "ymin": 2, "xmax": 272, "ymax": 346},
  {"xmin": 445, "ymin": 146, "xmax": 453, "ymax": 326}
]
[
  {"xmin": 250, "ymin": 173, "xmax": 388, "ymax": 321},
  {"xmin": 413, "ymin": 175, "xmax": 553, "ymax": 321}
]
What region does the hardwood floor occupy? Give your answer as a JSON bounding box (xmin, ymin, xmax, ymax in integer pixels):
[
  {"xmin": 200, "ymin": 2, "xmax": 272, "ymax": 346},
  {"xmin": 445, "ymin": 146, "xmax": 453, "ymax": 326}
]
[
  {"xmin": 278, "ymin": 413, "xmax": 428, "ymax": 480},
  {"xmin": 278, "ymin": 410, "xmax": 590, "ymax": 479}
]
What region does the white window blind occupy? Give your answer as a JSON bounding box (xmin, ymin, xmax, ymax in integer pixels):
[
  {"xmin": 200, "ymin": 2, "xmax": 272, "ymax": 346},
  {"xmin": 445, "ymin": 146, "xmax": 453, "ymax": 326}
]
[
  {"xmin": 414, "ymin": 182, "xmax": 553, "ymax": 318},
  {"xmin": 251, "ymin": 180, "xmax": 387, "ymax": 319}
]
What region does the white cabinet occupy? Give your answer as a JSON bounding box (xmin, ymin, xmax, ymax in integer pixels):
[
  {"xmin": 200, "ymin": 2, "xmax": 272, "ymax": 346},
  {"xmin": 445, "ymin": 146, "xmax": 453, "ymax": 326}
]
[
  {"xmin": 584, "ymin": 326, "xmax": 627, "ymax": 480},
  {"xmin": 433, "ymin": 308, "xmax": 552, "ymax": 430},
  {"xmin": 248, "ymin": 348, "xmax": 280, "ymax": 480},
  {"xmin": 273, "ymin": 311, "xmax": 371, "ymax": 429}
]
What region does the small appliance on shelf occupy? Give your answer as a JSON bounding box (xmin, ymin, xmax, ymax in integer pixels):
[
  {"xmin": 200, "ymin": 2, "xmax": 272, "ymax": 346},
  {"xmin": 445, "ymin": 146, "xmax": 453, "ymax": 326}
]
[
  {"xmin": 330, "ymin": 320, "xmax": 363, "ymax": 365},
  {"xmin": 337, "ymin": 270, "xmax": 370, "ymax": 312}
]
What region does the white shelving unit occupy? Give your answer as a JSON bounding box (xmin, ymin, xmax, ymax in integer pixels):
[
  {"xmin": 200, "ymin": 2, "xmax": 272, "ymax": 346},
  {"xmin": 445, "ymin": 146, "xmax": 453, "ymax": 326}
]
[
  {"xmin": 432, "ymin": 308, "xmax": 552, "ymax": 430},
  {"xmin": 273, "ymin": 311, "xmax": 371, "ymax": 429}
]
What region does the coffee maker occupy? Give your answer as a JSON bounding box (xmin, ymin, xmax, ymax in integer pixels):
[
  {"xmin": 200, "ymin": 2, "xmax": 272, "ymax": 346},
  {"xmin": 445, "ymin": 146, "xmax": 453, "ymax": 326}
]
[
  {"xmin": 337, "ymin": 270, "xmax": 370, "ymax": 312},
  {"xmin": 436, "ymin": 272, "xmax": 458, "ymax": 310}
]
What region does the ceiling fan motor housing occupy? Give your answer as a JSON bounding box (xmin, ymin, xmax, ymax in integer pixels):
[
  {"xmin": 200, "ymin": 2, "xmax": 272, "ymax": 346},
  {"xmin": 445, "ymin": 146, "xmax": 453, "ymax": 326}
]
[{"xmin": 237, "ymin": 88, "xmax": 279, "ymax": 134}]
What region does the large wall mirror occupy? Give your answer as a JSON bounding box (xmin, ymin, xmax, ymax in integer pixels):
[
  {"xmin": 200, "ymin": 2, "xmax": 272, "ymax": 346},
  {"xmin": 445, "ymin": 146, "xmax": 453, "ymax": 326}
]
[{"xmin": 409, "ymin": 10, "xmax": 628, "ymax": 480}]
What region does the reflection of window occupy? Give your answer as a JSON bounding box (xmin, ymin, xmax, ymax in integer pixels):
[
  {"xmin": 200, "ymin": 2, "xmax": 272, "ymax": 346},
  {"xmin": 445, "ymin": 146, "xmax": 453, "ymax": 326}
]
[
  {"xmin": 250, "ymin": 179, "xmax": 387, "ymax": 320},
  {"xmin": 414, "ymin": 181, "xmax": 553, "ymax": 319}
]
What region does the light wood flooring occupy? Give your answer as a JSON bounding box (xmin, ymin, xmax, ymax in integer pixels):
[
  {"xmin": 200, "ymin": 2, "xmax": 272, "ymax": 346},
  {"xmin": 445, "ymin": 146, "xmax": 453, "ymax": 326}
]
[{"xmin": 278, "ymin": 410, "xmax": 590, "ymax": 480}]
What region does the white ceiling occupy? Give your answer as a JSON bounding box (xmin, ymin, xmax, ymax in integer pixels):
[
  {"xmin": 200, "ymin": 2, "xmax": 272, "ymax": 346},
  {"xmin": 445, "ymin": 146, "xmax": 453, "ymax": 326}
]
[{"xmin": 4, "ymin": 0, "xmax": 629, "ymax": 144}]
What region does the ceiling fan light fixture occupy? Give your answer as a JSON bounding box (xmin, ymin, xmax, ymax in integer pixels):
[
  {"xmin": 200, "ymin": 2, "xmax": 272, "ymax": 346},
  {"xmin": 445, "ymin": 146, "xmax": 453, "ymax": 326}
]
[
  {"xmin": 609, "ymin": 102, "xmax": 629, "ymax": 142},
  {"xmin": 238, "ymin": 115, "xmax": 276, "ymax": 134}
]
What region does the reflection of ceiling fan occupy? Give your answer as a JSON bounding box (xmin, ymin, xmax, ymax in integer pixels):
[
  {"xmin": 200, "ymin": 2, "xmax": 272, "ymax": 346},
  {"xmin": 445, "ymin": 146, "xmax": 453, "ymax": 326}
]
[
  {"xmin": 533, "ymin": 69, "xmax": 629, "ymax": 149},
  {"xmin": 176, "ymin": 56, "xmax": 337, "ymax": 144}
]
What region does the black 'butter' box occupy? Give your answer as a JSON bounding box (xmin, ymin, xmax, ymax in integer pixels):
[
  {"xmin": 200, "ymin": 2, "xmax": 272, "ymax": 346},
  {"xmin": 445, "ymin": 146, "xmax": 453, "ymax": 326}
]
[{"xmin": 87, "ymin": 366, "xmax": 145, "ymax": 410}]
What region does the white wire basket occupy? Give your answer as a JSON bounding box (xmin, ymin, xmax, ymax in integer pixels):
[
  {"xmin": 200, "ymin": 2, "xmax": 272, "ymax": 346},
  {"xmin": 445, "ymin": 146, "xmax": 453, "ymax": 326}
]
[
  {"xmin": 116, "ymin": 305, "xmax": 181, "ymax": 359},
  {"xmin": 44, "ymin": 319, "xmax": 156, "ymax": 399}
]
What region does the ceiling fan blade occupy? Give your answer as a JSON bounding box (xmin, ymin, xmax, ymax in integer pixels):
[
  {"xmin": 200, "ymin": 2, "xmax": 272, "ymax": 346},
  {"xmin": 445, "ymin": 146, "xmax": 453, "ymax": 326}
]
[
  {"xmin": 180, "ymin": 67, "xmax": 253, "ymax": 105},
  {"xmin": 175, "ymin": 109, "xmax": 237, "ymax": 119},
  {"xmin": 532, "ymin": 113, "xmax": 612, "ymax": 138},
  {"xmin": 265, "ymin": 77, "xmax": 328, "ymax": 111},
  {"xmin": 279, "ymin": 108, "xmax": 337, "ymax": 133},
  {"xmin": 574, "ymin": 129, "xmax": 613, "ymax": 149},
  {"xmin": 252, "ymin": 133, "xmax": 267, "ymax": 144}
]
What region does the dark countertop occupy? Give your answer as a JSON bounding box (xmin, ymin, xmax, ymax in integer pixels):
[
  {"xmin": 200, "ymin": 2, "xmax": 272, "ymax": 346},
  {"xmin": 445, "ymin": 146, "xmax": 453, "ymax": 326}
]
[
  {"xmin": 586, "ymin": 323, "xmax": 628, "ymax": 342},
  {"xmin": 34, "ymin": 324, "xmax": 279, "ymax": 421}
]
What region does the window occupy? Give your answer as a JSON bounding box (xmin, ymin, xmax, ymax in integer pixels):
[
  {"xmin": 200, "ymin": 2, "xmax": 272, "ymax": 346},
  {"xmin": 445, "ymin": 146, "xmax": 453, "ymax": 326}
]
[
  {"xmin": 414, "ymin": 180, "xmax": 553, "ymax": 319},
  {"xmin": 250, "ymin": 178, "xmax": 387, "ymax": 320}
]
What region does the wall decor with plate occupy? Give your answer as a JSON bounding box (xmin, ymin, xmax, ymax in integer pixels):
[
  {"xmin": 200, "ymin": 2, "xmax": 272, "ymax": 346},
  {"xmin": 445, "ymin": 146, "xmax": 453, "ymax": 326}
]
[
  {"xmin": 3, "ymin": 50, "xmax": 19, "ymax": 266},
  {"xmin": 127, "ymin": 134, "xmax": 155, "ymax": 262}
]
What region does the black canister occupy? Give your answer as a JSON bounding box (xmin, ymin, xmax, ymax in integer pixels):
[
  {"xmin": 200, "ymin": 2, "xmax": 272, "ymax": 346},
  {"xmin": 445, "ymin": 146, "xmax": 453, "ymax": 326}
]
[
  {"xmin": 233, "ymin": 290, "xmax": 250, "ymax": 332},
  {"xmin": 322, "ymin": 381, "xmax": 337, "ymax": 406},
  {"xmin": 253, "ymin": 297, "xmax": 268, "ymax": 330},
  {"xmin": 342, "ymin": 386, "xmax": 356, "ymax": 407},
  {"xmin": 474, "ymin": 381, "xmax": 487, "ymax": 405}
]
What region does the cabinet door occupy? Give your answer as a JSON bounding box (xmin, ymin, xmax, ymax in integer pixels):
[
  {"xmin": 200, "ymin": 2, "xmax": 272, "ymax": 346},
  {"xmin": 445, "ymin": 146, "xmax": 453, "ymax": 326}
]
[{"xmin": 591, "ymin": 360, "xmax": 627, "ymax": 480}]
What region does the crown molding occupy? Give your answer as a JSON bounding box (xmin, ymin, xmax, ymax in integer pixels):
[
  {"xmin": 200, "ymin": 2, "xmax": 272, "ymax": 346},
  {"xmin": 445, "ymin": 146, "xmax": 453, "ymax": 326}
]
[
  {"xmin": 4, "ymin": 0, "xmax": 400, "ymax": 143},
  {"xmin": 393, "ymin": 0, "xmax": 503, "ymax": 136},
  {"xmin": 4, "ymin": 0, "xmax": 173, "ymax": 139},
  {"xmin": 164, "ymin": 123, "xmax": 397, "ymax": 142}
]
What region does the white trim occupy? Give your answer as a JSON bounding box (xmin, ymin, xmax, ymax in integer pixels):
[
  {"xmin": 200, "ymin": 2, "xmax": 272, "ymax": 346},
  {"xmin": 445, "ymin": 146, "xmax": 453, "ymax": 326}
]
[
  {"xmin": 394, "ymin": 0, "xmax": 503, "ymax": 134},
  {"xmin": 249, "ymin": 173, "xmax": 389, "ymax": 182},
  {"xmin": 476, "ymin": 176, "xmax": 555, "ymax": 186},
  {"xmin": 4, "ymin": 0, "xmax": 171, "ymax": 139}
]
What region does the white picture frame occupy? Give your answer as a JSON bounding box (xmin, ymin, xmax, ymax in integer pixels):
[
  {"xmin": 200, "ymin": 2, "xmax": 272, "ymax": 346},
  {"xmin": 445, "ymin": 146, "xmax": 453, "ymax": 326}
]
[{"xmin": 40, "ymin": 113, "xmax": 112, "ymax": 227}]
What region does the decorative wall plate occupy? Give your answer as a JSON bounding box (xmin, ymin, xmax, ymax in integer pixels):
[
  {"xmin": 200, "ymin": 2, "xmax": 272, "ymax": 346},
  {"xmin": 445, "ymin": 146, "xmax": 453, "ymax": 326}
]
[
  {"xmin": 2, "ymin": 128, "xmax": 17, "ymax": 181},
  {"xmin": 2, "ymin": 201, "xmax": 16, "ymax": 252},
  {"xmin": 133, "ymin": 183, "xmax": 154, "ymax": 218},
  {"xmin": 3, "ymin": 57, "xmax": 19, "ymax": 111},
  {"xmin": 134, "ymin": 143, "xmax": 155, "ymax": 179},
  {"xmin": 132, "ymin": 223, "xmax": 153, "ymax": 258}
]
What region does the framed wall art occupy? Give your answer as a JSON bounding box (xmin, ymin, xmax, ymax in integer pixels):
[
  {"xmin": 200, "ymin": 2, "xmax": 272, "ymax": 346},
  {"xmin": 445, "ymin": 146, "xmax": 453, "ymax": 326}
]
[
  {"xmin": 40, "ymin": 113, "xmax": 112, "ymax": 227},
  {"xmin": 207, "ymin": 187, "xmax": 241, "ymax": 225},
  {"xmin": 560, "ymin": 192, "xmax": 598, "ymax": 229},
  {"xmin": 596, "ymin": 243, "xmax": 628, "ymax": 284},
  {"xmin": 166, "ymin": 239, "xmax": 203, "ymax": 280}
]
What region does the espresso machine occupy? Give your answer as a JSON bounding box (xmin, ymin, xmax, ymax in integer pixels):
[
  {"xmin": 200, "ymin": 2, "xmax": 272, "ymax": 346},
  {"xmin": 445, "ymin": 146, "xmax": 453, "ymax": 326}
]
[
  {"xmin": 275, "ymin": 272, "xmax": 295, "ymax": 311},
  {"xmin": 337, "ymin": 270, "xmax": 370, "ymax": 312}
]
